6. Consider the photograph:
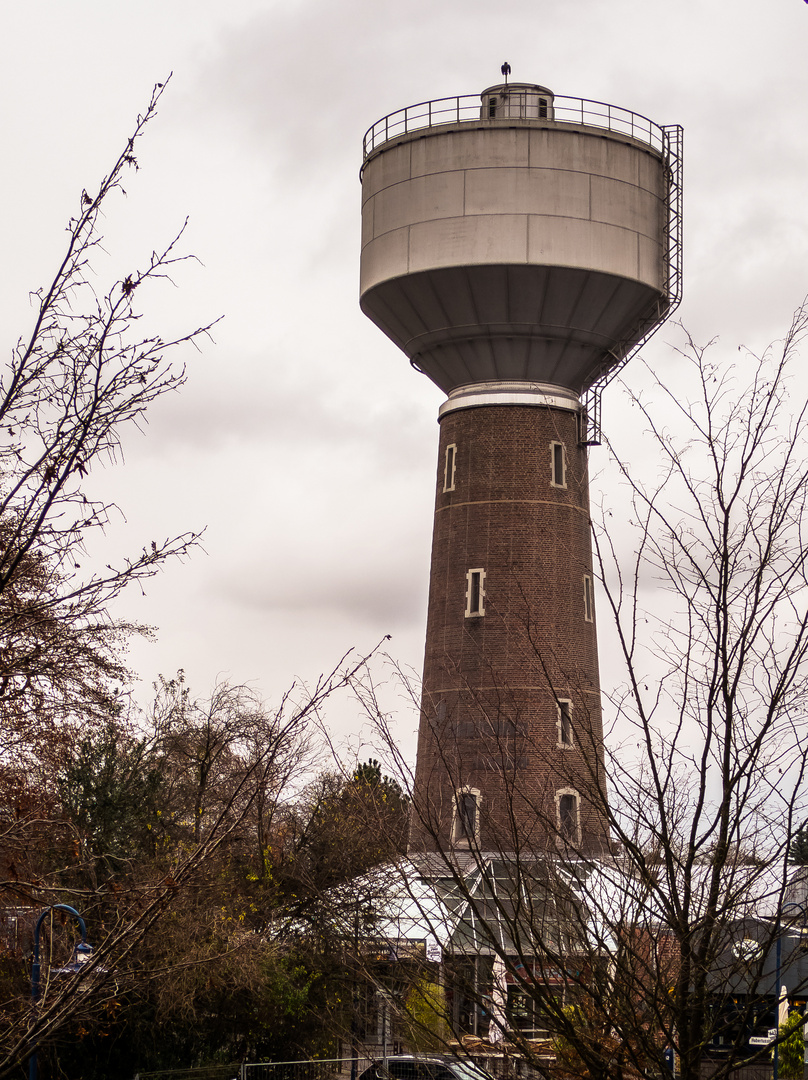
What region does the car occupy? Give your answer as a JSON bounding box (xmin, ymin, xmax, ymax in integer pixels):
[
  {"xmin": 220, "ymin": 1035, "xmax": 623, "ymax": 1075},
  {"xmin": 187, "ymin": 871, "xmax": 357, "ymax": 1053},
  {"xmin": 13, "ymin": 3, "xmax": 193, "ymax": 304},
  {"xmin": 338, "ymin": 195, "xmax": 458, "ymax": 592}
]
[{"xmin": 358, "ymin": 1055, "xmax": 492, "ymax": 1080}]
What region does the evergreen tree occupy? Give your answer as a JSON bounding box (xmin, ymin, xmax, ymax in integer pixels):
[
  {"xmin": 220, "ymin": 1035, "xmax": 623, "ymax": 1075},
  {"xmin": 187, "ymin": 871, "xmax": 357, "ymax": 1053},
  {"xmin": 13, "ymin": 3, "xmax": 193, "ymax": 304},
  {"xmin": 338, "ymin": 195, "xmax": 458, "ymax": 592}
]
[
  {"xmin": 789, "ymin": 823, "xmax": 808, "ymax": 864},
  {"xmin": 774, "ymin": 1012, "xmax": 807, "ymax": 1080}
]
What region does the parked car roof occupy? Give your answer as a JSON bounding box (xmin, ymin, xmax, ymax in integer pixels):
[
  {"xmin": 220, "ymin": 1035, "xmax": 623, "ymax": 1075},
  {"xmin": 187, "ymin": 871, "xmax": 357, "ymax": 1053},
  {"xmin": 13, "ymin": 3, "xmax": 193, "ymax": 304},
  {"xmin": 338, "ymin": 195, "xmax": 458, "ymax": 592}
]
[{"xmin": 359, "ymin": 1056, "xmax": 492, "ymax": 1080}]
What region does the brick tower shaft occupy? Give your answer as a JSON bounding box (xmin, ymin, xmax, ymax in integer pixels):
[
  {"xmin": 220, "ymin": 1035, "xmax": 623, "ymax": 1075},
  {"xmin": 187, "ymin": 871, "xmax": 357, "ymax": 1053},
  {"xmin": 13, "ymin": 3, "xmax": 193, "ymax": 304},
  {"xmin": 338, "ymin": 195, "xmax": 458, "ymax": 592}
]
[{"xmin": 409, "ymin": 385, "xmax": 609, "ymax": 854}]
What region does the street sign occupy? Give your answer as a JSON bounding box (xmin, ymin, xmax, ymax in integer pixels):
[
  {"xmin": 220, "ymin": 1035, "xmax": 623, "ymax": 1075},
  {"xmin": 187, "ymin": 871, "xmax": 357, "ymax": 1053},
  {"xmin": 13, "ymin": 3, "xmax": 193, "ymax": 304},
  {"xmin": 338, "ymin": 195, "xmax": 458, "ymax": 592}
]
[{"xmin": 426, "ymin": 941, "xmax": 442, "ymax": 963}]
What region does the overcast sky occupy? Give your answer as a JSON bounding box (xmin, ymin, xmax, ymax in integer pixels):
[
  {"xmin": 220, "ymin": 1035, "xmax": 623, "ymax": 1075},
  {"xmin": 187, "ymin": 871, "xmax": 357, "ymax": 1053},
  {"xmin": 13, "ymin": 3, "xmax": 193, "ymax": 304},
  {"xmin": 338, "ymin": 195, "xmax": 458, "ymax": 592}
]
[{"xmin": 2, "ymin": 0, "xmax": 807, "ymax": 764}]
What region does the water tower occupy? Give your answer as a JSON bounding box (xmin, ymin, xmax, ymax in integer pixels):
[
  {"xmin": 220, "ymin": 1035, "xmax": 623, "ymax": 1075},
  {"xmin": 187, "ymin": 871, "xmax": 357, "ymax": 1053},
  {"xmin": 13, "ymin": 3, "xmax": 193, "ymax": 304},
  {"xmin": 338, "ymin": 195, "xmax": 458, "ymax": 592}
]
[{"xmin": 360, "ymin": 77, "xmax": 682, "ymax": 855}]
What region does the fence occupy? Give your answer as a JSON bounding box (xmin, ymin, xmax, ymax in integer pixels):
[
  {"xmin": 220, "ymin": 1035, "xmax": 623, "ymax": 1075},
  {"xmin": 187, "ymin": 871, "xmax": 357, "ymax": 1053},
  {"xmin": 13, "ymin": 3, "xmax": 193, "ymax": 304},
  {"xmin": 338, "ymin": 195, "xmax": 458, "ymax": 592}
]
[
  {"xmin": 361, "ymin": 92, "xmax": 672, "ymax": 161},
  {"xmin": 134, "ymin": 1067, "xmax": 241, "ymax": 1080},
  {"xmin": 132, "ymin": 1060, "xmax": 802, "ymax": 1080},
  {"xmin": 242, "ymin": 1058, "xmax": 373, "ymax": 1080},
  {"xmin": 135, "ymin": 1057, "xmax": 373, "ymax": 1080},
  {"xmin": 134, "ymin": 1054, "xmax": 554, "ymax": 1080}
]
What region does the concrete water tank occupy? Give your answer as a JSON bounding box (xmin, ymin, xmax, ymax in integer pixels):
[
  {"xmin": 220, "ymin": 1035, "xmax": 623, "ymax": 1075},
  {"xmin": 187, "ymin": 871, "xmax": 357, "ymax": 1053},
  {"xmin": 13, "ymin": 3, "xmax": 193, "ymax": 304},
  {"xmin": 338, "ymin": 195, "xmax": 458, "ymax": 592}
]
[{"xmin": 360, "ymin": 82, "xmax": 682, "ymax": 396}]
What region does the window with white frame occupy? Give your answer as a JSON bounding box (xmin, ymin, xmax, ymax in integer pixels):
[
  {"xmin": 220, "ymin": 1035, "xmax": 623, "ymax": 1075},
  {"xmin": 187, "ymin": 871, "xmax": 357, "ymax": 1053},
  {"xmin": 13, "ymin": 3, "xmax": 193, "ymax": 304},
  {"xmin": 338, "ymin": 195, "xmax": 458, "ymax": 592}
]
[
  {"xmin": 557, "ymin": 699, "xmax": 573, "ymax": 747},
  {"xmin": 453, "ymin": 787, "xmax": 481, "ymax": 844},
  {"xmin": 465, "ymin": 568, "xmax": 486, "ymax": 617},
  {"xmin": 556, "ymin": 789, "xmax": 580, "ymax": 844},
  {"xmin": 443, "ymin": 443, "xmax": 457, "ymax": 493},
  {"xmin": 550, "ymin": 441, "xmax": 566, "ymax": 488},
  {"xmin": 583, "ymin": 574, "xmax": 594, "ymax": 623}
]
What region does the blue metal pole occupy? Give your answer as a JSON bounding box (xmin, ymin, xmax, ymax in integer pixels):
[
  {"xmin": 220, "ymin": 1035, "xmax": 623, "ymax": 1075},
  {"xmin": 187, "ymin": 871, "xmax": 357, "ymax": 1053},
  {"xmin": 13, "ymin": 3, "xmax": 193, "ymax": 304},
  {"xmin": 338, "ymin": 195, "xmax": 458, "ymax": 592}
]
[{"xmin": 28, "ymin": 905, "xmax": 87, "ymax": 1080}]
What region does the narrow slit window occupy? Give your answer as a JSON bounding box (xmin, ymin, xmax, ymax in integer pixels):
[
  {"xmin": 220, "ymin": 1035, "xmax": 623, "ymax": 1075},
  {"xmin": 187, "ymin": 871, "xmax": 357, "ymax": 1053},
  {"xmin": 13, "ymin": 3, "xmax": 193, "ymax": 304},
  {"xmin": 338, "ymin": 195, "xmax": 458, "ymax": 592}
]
[
  {"xmin": 443, "ymin": 443, "xmax": 457, "ymax": 493},
  {"xmin": 465, "ymin": 569, "xmax": 486, "ymax": 617},
  {"xmin": 558, "ymin": 791, "xmax": 579, "ymax": 842},
  {"xmin": 557, "ymin": 699, "xmax": 573, "ymax": 747},
  {"xmin": 550, "ymin": 442, "xmax": 566, "ymax": 488},
  {"xmin": 583, "ymin": 575, "xmax": 594, "ymax": 623},
  {"xmin": 488, "ymin": 96, "xmax": 497, "ymax": 118},
  {"xmin": 454, "ymin": 788, "xmax": 480, "ymax": 844},
  {"xmin": 538, "ymin": 98, "xmax": 548, "ymax": 118}
]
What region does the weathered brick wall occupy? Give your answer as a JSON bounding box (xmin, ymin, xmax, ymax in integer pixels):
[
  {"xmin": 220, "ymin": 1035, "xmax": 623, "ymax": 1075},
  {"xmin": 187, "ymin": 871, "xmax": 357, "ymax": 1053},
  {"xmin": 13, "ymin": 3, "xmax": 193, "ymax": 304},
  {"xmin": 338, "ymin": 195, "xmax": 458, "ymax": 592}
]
[{"xmin": 409, "ymin": 402, "xmax": 610, "ymax": 855}]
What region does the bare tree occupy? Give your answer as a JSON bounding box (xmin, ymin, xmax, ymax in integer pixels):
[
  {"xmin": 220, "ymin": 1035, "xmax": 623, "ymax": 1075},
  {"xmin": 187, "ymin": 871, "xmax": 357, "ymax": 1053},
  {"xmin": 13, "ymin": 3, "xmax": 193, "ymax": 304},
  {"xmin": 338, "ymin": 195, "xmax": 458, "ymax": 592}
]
[
  {"xmin": 0, "ymin": 76, "xmax": 214, "ymax": 754},
  {"xmin": 357, "ymin": 303, "xmax": 808, "ymax": 1080},
  {"xmin": 0, "ymin": 77, "xmax": 326, "ymax": 1077},
  {"xmin": 146, "ymin": 673, "xmax": 309, "ymax": 847}
]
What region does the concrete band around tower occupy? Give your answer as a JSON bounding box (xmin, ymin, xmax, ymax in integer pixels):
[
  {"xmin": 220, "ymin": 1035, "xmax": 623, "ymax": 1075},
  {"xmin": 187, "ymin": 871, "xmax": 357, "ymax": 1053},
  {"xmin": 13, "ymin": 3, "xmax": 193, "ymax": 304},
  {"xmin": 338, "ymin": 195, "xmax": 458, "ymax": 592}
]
[{"xmin": 438, "ymin": 380, "xmax": 581, "ymax": 418}]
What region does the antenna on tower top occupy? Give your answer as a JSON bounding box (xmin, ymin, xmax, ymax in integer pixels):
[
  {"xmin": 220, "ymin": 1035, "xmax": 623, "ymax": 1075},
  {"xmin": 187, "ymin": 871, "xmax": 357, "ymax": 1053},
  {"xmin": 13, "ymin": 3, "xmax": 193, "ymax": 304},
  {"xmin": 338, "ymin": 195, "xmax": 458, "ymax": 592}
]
[{"xmin": 501, "ymin": 61, "xmax": 511, "ymax": 84}]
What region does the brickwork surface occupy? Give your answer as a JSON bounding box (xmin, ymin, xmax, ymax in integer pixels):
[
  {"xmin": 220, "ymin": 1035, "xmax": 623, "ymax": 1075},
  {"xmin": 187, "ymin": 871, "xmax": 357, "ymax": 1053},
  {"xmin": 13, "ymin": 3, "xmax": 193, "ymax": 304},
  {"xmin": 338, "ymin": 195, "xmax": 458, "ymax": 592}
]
[{"xmin": 409, "ymin": 403, "xmax": 610, "ymax": 855}]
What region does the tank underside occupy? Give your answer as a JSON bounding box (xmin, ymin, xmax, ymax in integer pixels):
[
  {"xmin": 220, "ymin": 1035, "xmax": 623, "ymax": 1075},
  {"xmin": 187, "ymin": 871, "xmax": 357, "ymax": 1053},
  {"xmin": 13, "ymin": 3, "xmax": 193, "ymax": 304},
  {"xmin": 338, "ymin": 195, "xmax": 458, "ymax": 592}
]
[{"xmin": 361, "ymin": 263, "xmax": 665, "ymax": 395}]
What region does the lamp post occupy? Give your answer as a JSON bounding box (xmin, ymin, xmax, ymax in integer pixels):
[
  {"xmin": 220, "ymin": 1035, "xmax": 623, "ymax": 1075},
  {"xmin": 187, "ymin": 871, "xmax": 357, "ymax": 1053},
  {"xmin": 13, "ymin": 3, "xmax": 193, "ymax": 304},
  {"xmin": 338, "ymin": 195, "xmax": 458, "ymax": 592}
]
[
  {"xmin": 772, "ymin": 901, "xmax": 808, "ymax": 1080},
  {"xmin": 29, "ymin": 903, "xmax": 93, "ymax": 1080}
]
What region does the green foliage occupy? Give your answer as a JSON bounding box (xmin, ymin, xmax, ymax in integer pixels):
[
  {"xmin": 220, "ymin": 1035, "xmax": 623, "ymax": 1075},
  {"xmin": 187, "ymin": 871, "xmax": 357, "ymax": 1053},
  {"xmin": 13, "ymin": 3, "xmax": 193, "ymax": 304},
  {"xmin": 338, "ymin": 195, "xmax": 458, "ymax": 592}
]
[
  {"xmin": 789, "ymin": 824, "xmax": 808, "ymax": 865},
  {"xmin": 279, "ymin": 759, "xmax": 410, "ymax": 902},
  {"xmin": 352, "ymin": 758, "xmax": 409, "ymax": 813},
  {"xmin": 57, "ymin": 721, "xmax": 164, "ymax": 875},
  {"xmin": 774, "ymin": 1012, "xmax": 806, "ymax": 1080},
  {"xmin": 553, "ymin": 1003, "xmax": 588, "ymax": 1068},
  {"xmin": 402, "ymin": 976, "xmax": 449, "ymax": 1051},
  {"xmin": 553, "ymin": 1001, "xmax": 649, "ymax": 1080},
  {"xmin": 353, "ymin": 758, "xmax": 385, "ymax": 786}
]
